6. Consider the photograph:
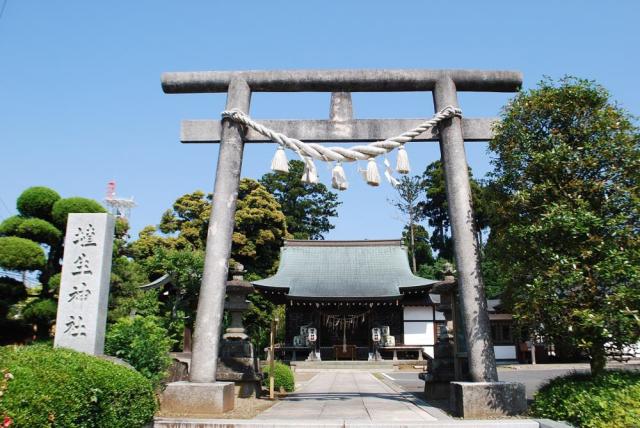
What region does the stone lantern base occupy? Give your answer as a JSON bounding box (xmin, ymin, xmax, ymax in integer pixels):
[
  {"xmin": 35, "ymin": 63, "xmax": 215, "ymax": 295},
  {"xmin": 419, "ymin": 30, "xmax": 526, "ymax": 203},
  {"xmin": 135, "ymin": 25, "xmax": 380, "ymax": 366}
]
[{"xmin": 217, "ymin": 339, "xmax": 262, "ymax": 397}]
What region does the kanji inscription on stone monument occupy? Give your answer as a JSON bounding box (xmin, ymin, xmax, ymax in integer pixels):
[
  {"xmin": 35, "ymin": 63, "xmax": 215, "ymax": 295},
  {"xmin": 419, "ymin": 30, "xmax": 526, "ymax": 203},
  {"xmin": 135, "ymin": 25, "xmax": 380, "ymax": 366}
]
[{"xmin": 54, "ymin": 213, "xmax": 115, "ymax": 355}]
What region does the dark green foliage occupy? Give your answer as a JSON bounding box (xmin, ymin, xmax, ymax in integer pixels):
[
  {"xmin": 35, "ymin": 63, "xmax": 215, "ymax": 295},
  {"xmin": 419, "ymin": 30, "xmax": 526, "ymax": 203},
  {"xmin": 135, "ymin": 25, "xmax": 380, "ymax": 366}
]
[
  {"xmin": 21, "ymin": 298, "xmax": 57, "ymax": 338},
  {"xmin": 244, "ymin": 292, "xmax": 285, "ymax": 357},
  {"xmin": 0, "ymin": 237, "xmax": 46, "ymax": 271},
  {"xmin": 417, "ymin": 258, "xmax": 452, "ymax": 281},
  {"xmin": 12, "ymin": 218, "xmax": 61, "ymax": 245},
  {"xmin": 0, "ymin": 344, "xmax": 156, "ymax": 427},
  {"xmin": 260, "ymin": 160, "xmax": 341, "ymax": 240},
  {"xmin": 419, "ymin": 160, "xmax": 488, "ymax": 260},
  {"xmin": 16, "ymin": 186, "xmax": 60, "ymax": 220},
  {"xmin": 140, "ymin": 179, "xmax": 288, "ymax": 277},
  {"xmin": 21, "ymin": 299, "xmax": 57, "ymax": 323},
  {"xmin": 529, "ymin": 370, "xmax": 640, "ymax": 428},
  {"xmin": 233, "ymin": 179, "xmax": 289, "ymax": 276},
  {"xmin": 51, "ymin": 197, "xmax": 106, "ymax": 229},
  {"xmin": 401, "ymin": 224, "xmax": 433, "ymax": 270},
  {"xmin": 0, "ymin": 216, "xmax": 25, "ymax": 236},
  {"xmin": 262, "ymin": 361, "xmax": 295, "ymax": 392},
  {"xmin": 108, "ymin": 257, "xmax": 158, "ymax": 323},
  {"xmin": 47, "ymin": 273, "xmax": 61, "ymax": 296},
  {"xmin": 488, "ymin": 77, "xmax": 640, "ymax": 373},
  {"xmin": 0, "ymin": 277, "xmax": 27, "ymax": 303},
  {"xmin": 143, "ymin": 248, "xmax": 204, "ymax": 334},
  {"xmin": 104, "ymin": 315, "xmax": 174, "ymax": 387}
]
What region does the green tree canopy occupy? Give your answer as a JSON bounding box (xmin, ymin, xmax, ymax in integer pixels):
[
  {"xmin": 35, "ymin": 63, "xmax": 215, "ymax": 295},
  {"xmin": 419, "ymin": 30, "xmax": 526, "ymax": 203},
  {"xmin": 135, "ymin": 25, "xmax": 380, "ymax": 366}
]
[
  {"xmin": 233, "ymin": 178, "xmax": 289, "ymax": 276},
  {"xmin": 16, "ymin": 186, "xmax": 60, "ymax": 220},
  {"xmin": 418, "ymin": 160, "xmax": 489, "ymax": 260},
  {"xmin": 158, "ymin": 190, "xmax": 210, "ymax": 249},
  {"xmin": 51, "ymin": 197, "xmax": 106, "ymax": 229},
  {"xmin": 402, "ymin": 224, "xmax": 434, "ymax": 270},
  {"xmin": 142, "ymin": 247, "xmax": 204, "ymax": 332},
  {"xmin": 0, "ymin": 236, "xmax": 46, "ymax": 272},
  {"xmin": 260, "ymin": 160, "xmax": 341, "ymax": 240},
  {"xmin": 140, "ymin": 179, "xmax": 289, "ymax": 277},
  {"xmin": 488, "ymin": 77, "xmax": 640, "ymax": 374}
]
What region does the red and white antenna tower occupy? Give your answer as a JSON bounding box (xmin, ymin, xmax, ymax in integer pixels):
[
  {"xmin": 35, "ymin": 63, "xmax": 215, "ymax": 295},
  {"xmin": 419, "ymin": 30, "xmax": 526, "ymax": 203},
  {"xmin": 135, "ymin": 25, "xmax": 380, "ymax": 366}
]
[{"xmin": 104, "ymin": 180, "xmax": 136, "ymax": 219}]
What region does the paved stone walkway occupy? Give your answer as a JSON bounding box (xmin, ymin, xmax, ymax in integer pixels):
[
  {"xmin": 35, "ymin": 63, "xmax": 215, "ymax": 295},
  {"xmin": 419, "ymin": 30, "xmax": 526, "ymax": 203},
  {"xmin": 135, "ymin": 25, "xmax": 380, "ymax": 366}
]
[{"xmin": 255, "ymin": 372, "xmax": 438, "ymax": 422}]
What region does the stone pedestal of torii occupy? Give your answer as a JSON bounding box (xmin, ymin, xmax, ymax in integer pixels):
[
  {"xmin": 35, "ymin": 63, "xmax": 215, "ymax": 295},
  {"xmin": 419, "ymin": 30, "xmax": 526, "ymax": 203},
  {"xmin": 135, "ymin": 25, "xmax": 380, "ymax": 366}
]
[{"xmin": 159, "ymin": 69, "xmax": 526, "ymax": 418}]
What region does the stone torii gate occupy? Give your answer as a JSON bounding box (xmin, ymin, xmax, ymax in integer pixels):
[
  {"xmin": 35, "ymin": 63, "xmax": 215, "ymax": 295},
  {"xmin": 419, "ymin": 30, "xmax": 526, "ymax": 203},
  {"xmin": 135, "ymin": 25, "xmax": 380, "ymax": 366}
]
[{"xmin": 160, "ymin": 69, "xmax": 524, "ymax": 415}]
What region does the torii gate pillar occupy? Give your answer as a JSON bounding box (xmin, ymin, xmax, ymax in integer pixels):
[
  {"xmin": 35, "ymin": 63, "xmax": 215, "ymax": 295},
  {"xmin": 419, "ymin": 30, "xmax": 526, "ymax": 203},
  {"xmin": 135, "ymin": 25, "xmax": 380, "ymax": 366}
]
[
  {"xmin": 160, "ymin": 69, "xmax": 526, "ymax": 417},
  {"xmin": 433, "ymin": 77, "xmax": 498, "ymax": 382}
]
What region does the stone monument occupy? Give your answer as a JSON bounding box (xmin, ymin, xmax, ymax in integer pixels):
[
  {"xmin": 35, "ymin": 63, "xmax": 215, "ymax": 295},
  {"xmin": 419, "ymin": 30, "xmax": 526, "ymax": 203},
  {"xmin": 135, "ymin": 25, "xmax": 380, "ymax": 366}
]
[{"xmin": 54, "ymin": 213, "xmax": 115, "ymax": 355}]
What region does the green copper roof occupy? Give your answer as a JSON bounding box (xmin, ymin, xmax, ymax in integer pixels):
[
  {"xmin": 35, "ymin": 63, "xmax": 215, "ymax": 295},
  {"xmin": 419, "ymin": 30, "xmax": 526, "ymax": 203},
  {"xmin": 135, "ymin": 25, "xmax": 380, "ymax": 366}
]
[{"xmin": 252, "ymin": 240, "xmax": 437, "ymax": 299}]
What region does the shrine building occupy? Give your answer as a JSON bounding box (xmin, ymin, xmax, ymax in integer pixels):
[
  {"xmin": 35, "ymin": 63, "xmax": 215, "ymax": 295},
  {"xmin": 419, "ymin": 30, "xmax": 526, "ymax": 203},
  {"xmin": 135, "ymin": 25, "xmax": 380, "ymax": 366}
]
[{"xmin": 253, "ymin": 239, "xmax": 450, "ymax": 361}]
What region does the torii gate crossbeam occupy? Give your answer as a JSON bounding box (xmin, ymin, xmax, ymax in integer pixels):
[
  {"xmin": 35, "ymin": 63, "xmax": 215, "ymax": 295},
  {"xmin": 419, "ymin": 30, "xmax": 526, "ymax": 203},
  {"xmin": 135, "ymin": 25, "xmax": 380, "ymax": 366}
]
[{"xmin": 160, "ymin": 69, "xmax": 522, "ymax": 394}]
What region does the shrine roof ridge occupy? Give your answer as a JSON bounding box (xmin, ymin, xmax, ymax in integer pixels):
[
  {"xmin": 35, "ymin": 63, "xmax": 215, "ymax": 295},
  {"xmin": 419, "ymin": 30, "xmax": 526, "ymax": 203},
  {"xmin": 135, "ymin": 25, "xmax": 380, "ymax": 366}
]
[
  {"xmin": 253, "ymin": 240, "xmax": 437, "ymax": 298},
  {"xmin": 284, "ymin": 239, "xmax": 402, "ymax": 247},
  {"xmin": 161, "ymin": 68, "xmax": 523, "ymax": 94}
]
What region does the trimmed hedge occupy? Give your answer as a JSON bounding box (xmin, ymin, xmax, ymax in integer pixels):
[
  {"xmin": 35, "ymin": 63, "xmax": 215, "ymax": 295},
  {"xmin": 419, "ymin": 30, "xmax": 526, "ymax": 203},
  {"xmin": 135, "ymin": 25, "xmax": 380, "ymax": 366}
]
[
  {"xmin": 13, "ymin": 218, "xmax": 61, "ymax": 245},
  {"xmin": 0, "ymin": 344, "xmax": 156, "ymax": 427},
  {"xmin": 529, "ymin": 370, "xmax": 640, "ymax": 428},
  {"xmin": 0, "ymin": 236, "xmax": 46, "ymax": 271},
  {"xmin": 0, "ymin": 216, "xmax": 25, "ymax": 237},
  {"xmin": 262, "ymin": 361, "xmax": 295, "ymax": 392},
  {"xmin": 16, "ymin": 187, "xmax": 60, "ymax": 220},
  {"xmin": 21, "ymin": 298, "xmax": 57, "ymax": 325},
  {"xmin": 51, "ymin": 197, "xmax": 106, "ymax": 229}
]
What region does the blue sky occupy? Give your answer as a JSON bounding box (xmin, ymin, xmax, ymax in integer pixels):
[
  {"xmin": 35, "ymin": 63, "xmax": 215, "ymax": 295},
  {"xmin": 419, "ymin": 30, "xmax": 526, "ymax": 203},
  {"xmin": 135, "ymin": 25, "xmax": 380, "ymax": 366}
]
[{"xmin": 1, "ymin": 1, "xmax": 638, "ymax": 241}]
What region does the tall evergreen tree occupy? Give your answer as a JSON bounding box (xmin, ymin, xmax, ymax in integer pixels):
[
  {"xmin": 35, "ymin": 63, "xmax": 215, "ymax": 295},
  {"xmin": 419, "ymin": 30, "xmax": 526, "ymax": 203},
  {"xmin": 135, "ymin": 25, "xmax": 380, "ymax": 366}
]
[
  {"xmin": 389, "ymin": 175, "xmax": 427, "ymax": 272},
  {"xmin": 488, "ymin": 77, "xmax": 640, "ymax": 374},
  {"xmin": 260, "ymin": 160, "xmax": 341, "ymax": 240},
  {"xmin": 419, "ymin": 160, "xmax": 488, "ymax": 260}
]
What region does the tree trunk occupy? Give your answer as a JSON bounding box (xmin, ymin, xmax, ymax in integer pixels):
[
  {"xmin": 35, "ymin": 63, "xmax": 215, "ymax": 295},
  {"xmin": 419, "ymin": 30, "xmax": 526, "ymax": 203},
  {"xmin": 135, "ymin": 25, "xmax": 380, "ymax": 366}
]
[
  {"xmin": 590, "ymin": 342, "xmax": 607, "ymax": 376},
  {"xmin": 409, "ymin": 213, "xmax": 417, "ymax": 273}
]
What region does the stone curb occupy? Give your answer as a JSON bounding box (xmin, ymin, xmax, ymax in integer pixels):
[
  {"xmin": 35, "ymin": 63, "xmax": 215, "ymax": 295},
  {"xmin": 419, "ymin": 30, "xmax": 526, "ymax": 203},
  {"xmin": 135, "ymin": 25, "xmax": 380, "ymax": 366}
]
[{"xmin": 154, "ymin": 418, "xmax": 563, "ymax": 427}]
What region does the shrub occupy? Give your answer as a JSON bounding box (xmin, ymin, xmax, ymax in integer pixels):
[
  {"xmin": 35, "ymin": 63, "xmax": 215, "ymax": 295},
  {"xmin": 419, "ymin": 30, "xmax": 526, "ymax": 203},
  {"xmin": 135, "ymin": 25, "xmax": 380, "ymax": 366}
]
[
  {"xmin": 16, "ymin": 187, "xmax": 60, "ymax": 220},
  {"xmin": 0, "ymin": 344, "xmax": 156, "ymax": 427},
  {"xmin": 0, "ymin": 216, "xmax": 25, "ymax": 237},
  {"xmin": 51, "ymin": 197, "xmax": 106, "ymax": 229},
  {"xmin": 0, "ymin": 277, "xmax": 27, "ymax": 303},
  {"xmin": 105, "ymin": 315, "xmax": 174, "ymax": 387},
  {"xmin": 21, "ymin": 298, "xmax": 57, "ymax": 325},
  {"xmin": 0, "ymin": 237, "xmax": 46, "ymax": 271},
  {"xmin": 47, "ymin": 272, "xmax": 61, "ymax": 296},
  {"xmin": 21, "ymin": 298, "xmax": 57, "ymax": 338},
  {"xmin": 14, "ymin": 218, "xmax": 61, "ymax": 245},
  {"xmin": 262, "ymin": 361, "xmax": 295, "ymax": 392},
  {"xmin": 529, "ymin": 370, "xmax": 640, "ymax": 428}
]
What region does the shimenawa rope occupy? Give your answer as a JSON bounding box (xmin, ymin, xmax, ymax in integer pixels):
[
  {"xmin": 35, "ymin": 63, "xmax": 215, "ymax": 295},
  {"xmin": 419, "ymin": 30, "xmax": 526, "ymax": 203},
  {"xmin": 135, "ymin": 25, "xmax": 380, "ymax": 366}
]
[{"xmin": 221, "ymin": 105, "xmax": 461, "ymax": 189}]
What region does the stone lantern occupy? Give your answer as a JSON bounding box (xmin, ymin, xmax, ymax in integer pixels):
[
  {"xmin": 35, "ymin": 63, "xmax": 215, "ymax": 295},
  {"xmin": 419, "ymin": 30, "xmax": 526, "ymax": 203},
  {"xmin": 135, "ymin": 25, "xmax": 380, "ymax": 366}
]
[
  {"xmin": 216, "ymin": 263, "xmax": 262, "ymax": 397},
  {"xmin": 223, "ymin": 263, "xmax": 253, "ymax": 340}
]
